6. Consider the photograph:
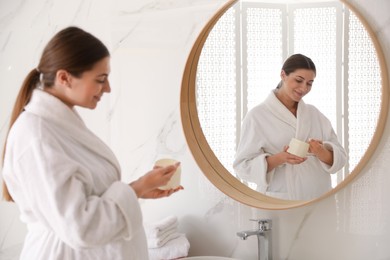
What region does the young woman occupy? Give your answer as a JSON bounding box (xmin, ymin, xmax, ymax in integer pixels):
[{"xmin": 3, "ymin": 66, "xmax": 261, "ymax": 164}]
[
  {"xmin": 233, "ymin": 54, "xmax": 346, "ymax": 201},
  {"xmin": 2, "ymin": 26, "xmax": 183, "ymax": 259}
]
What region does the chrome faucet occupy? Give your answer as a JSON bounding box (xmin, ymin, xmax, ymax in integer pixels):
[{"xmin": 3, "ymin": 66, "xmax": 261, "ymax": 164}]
[{"xmin": 237, "ymin": 219, "xmax": 272, "ymax": 260}]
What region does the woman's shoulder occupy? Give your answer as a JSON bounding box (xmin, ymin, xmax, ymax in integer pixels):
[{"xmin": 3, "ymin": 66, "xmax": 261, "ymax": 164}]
[
  {"xmin": 302, "ymin": 102, "xmax": 324, "ymax": 114},
  {"xmin": 248, "ymin": 98, "xmax": 270, "ymax": 113},
  {"xmin": 245, "ymin": 103, "xmax": 268, "ymax": 120},
  {"xmin": 8, "ymin": 111, "xmax": 55, "ymax": 144},
  {"xmin": 302, "ymin": 102, "xmax": 332, "ymax": 124}
]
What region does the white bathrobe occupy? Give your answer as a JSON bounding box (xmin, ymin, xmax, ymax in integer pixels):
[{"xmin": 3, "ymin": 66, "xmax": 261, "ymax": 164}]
[
  {"xmin": 233, "ymin": 91, "xmax": 347, "ymax": 200},
  {"xmin": 2, "ymin": 89, "xmax": 149, "ymax": 259}
]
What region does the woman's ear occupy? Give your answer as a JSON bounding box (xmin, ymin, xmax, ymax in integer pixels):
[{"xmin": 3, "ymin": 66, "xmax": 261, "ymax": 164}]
[
  {"xmin": 280, "ymin": 70, "xmax": 286, "ymax": 80},
  {"xmin": 55, "ymin": 69, "xmax": 72, "ymax": 88}
]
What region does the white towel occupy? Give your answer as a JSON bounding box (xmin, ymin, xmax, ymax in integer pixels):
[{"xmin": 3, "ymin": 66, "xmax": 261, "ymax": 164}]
[
  {"xmin": 144, "ymin": 216, "xmax": 178, "ymax": 238},
  {"xmin": 148, "ymin": 234, "xmax": 190, "ymax": 260},
  {"xmin": 147, "ymin": 229, "xmax": 181, "ymax": 248}
]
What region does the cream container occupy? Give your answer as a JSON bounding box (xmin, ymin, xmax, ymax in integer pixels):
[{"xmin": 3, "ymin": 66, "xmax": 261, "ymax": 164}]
[
  {"xmin": 287, "ymin": 138, "xmax": 309, "ymax": 158},
  {"xmin": 155, "ymin": 158, "xmax": 181, "ymax": 190}
]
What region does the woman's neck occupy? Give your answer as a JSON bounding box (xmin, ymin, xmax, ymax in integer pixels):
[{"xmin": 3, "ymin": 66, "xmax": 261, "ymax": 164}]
[
  {"xmin": 274, "ymin": 89, "xmax": 298, "ymax": 116},
  {"xmin": 43, "ymin": 87, "xmax": 74, "ymax": 108}
]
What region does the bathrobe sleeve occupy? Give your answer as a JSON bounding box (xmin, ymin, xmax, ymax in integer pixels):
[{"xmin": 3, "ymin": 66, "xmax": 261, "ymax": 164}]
[
  {"xmin": 9, "ymin": 134, "xmax": 143, "ymax": 250},
  {"xmin": 233, "ymin": 107, "xmax": 277, "ymax": 193},
  {"xmin": 311, "ymin": 108, "xmax": 347, "ymax": 174}
]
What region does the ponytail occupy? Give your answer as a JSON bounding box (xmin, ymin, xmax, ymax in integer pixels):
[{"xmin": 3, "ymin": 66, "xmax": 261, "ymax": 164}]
[
  {"xmin": 2, "ymin": 68, "xmax": 41, "ymax": 202},
  {"xmin": 276, "ymin": 81, "xmax": 282, "ymax": 89}
]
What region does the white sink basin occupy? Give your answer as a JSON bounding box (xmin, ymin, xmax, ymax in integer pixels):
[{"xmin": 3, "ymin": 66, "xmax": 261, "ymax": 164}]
[{"xmin": 182, "ymin": 257, "xmax": 238, "ymax": 260}]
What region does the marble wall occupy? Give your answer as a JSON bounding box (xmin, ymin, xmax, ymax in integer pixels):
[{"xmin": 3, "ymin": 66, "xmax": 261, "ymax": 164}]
[{"xmin": 1, "ymin": 0, "xmax": 390, "ymax": 259}]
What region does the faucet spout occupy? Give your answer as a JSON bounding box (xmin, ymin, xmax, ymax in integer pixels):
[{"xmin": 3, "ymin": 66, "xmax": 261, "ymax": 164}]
[
  {"xmin": 236, "ymin": 229, "xmax": 264, "ymax": 240},
  {"xmin": 237, "ymin": 219, "xmax": 272, "ymax": 260}
]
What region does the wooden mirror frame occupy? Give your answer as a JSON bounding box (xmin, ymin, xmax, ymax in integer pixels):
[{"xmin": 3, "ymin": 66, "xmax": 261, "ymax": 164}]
[{"xmin": 180, "ymin": 0, "xmax": 389, "ymax": 209}]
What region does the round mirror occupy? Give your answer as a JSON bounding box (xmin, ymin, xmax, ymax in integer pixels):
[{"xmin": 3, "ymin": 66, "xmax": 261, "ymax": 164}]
[{"xmin": 181, "ymin": 0, "xmax": 389, "ymax": 209}]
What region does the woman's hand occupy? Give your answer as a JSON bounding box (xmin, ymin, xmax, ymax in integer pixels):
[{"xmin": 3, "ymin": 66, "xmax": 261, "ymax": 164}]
[
  {"xmin": 308, "ymin": 139, "xmax": 333, "ymax": 166},
  {"xmin": 308, "ymin": 139, "xmax": 324, "ymax": 155},
  {"xmin": 266, "ymin": 146, "xmax": 307, "ymax": 172},
  {"xmin": 129, "ymin": 163, "xmax": 184, "ymax": 199},
  {"xmin": 140, "ymin": 185, "xmax": 184, "ymax": 199},
  {"xmin": 283, "ymin": 145, "xmax": 307, "ymax": 165}
]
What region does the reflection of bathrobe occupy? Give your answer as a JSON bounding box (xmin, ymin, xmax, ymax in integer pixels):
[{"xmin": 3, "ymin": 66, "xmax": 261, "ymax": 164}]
[
  {"xmin": 233, "ymin": 91, "xmax": 346, "ymax": 200},
  {"xmin": 2, "ymin": 89, "xmax": 148, "ymax": 259}
]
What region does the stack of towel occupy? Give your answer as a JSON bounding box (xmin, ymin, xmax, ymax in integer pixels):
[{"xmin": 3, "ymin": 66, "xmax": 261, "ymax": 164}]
[{"xmin": 144, "ymin": 216, "xmax": 190, "ymax": 260}]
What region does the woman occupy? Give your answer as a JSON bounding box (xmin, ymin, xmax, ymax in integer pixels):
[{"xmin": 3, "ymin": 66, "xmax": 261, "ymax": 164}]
[
  {"xmin": 233, "ymin": 54, "xmax": 346, "ymax": 201},
  {"xmin": 1, "ymin": 26, "xmax": 183, "ymax": 259}
]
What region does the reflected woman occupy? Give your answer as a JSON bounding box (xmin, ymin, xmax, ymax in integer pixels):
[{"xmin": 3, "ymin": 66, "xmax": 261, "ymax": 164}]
[{"xmin": 233, "ymin": 54, "xmax": 346, "ymax": 201}]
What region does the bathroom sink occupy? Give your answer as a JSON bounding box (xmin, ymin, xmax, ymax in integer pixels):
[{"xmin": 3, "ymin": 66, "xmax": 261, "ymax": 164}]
[{"xmin": 182, "ymin": 257, "xmax": 238, "ymax": 260}]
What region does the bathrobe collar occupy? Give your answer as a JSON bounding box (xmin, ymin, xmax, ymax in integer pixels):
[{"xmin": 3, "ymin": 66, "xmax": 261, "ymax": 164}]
[
  {"xmin": 264, "ymin": 91, "xmax": 312, "ymax": 141},
  {"xmin": 24, "ymin": 89, "xmax": 121, "ymax": 176}
]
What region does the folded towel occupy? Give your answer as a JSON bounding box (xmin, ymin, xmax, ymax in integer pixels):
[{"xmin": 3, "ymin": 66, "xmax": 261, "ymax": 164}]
[
  {"xmin": 149, "ymin": 223, "xmax": 178, "ymax": 240},
  {"xmin": 147, "ymin": 232, "xmax": 181, "ymax": 248},
  {"xmin": 148, "ymin": 234, "xmax": 190, "ymax": 260},
  {"xmin": 144, "ymin": 216, "xmax": 178, "ymax": 238}
]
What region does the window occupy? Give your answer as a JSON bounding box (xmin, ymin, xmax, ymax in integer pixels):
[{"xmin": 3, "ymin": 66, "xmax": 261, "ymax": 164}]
[{"xmin": 196, "ymin": 1, "xmax": 381, "ymax": 188}]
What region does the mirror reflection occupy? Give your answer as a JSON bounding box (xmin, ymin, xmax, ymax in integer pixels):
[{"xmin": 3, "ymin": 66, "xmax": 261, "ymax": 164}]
[{"xmin": 195, "ymin": 0, "xmax": 382, "ymax": 200}]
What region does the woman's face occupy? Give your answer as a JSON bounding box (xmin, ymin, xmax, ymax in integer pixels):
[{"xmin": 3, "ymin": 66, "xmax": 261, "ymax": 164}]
[
  {"xmin": 280, "ymin": 68, "xmax": 315, "ymax": 102},
  {"xmin": 67, "ymin": 56, "xmax": 111, "ymax": 109}
]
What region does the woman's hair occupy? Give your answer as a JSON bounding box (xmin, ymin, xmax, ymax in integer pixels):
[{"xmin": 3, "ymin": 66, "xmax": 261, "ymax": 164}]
[
  {"xmin": 2, "ymin": 26, "xmax": 110, "ymax": 201},
  {"xmin": 276, "ymin": 53, "xmax": 316, "ymax": 89}
]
